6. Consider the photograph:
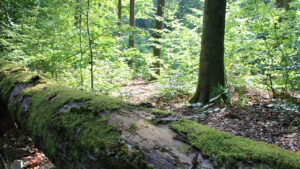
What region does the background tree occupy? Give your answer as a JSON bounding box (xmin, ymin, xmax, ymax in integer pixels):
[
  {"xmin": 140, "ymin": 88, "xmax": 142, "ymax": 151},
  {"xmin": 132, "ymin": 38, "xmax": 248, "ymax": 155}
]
[
  {"xmin": 153, "ymin": 0, "xmax": 165, "ymax": 76},
  {"xmin": 129, "ymin": 0, "xmax": 135, "ymax": 48},
  {"xmin": 118, "ymin": 0, "xmax": 122, "ymax": 36},
  {"xmin": 87, "ymin": 0, "xmax": 94, "ymax": 90},
  {"xmin": 276, "ymin": 0, "xmax": 291, "ymax": 10},
  {"xmin": 0, "ymin": 0, "xmax": 298, "ymax": 101},
  {"xmin": 190, "ymin": 0, "xmax": 227, "ymax": 104},
  {"xmin": 78, "ymin": 0, "xmax": 84, "ymax": 85}
]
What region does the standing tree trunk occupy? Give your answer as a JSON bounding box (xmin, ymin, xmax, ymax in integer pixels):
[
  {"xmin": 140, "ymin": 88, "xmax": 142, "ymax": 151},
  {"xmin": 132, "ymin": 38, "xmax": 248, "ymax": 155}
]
[
  {"xmin": 129, "ymin": 0, "xmax": 135, "ymax": 48},
  {"xmin": 78, "ymin": 0, "xmax": 83, "ymax": 85},
  {"xmin": 190, "ymin": 0, "xmax": 227, "ymax": 104},
  {"xmin": 283, "ymin": 0, "xmax": 291, "ymax": 10},
  {"xmin": 74, "ymin": 0, "xmax": 80, "ymax": 26},
  {"xmin": 152, "ymin": 0, "xmax": 165, "ymax": 77},
  {"xmin": 117, "ymin": 0, "xmax": 122, "ymax": 36},
  {"xmin": 87, "ymin": 0, "xmax": 94, "ymax": 90},
  {"xmin": 276, "ymin": 0, "xmax": 291, "ymax": 10}
]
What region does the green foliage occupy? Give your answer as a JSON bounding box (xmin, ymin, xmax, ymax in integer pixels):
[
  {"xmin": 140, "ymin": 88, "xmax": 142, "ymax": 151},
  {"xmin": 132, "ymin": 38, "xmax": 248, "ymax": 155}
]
[
  {"xmin": 155, "ymin": 8, "xmax": 202, "ymax": 97},
  {"xmin": 225, "ymin": 0, "xmax": 300, "ymax": 97},
  {"xmin": 0, "ymin": 0, "xmax": 298, "ymax": 103}
]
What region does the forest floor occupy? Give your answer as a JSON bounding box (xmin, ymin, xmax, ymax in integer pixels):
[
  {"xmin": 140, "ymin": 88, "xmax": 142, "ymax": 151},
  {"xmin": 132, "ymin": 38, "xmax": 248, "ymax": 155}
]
[
  {"xmin": 0, "ymin": 127, "xmax": 56, "ymax": 169},
  {"xmin": 113, "ymin": 79, "xmax": 300, "ymax": 152},
  {"xmin": 1, "ymin": 79, "xmax": 299, "ymax": 169}
]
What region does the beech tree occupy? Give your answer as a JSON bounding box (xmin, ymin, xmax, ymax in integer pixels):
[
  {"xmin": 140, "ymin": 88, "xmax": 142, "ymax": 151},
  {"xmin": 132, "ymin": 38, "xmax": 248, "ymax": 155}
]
[
  {"xmin": 190, "ymin": 0, "xmax": 227, "ymax": 104},
  {"xmin": 153, "ymin": 0, "xmax": 165, "ymax": 76}
]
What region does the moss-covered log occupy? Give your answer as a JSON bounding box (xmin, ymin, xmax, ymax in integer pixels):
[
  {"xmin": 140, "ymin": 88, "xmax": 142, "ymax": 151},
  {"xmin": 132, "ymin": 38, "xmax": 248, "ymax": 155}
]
[
  {"xmin": 0, "ymin": 61, "xmax": 148, "ymax": 168},
  {"xmin": 0, "ymin": 61, "xmax": 196, "ymax": 169},
  {"xmin": 1, "ymin": 61, "xmax": 300, "ymax": 169}
]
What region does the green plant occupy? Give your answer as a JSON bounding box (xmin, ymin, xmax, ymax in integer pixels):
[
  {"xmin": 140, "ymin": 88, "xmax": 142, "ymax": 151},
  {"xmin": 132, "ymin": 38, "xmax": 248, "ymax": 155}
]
[{"xmin": 129, "ymin": 123, "xmax": 138, "ymax": 132}]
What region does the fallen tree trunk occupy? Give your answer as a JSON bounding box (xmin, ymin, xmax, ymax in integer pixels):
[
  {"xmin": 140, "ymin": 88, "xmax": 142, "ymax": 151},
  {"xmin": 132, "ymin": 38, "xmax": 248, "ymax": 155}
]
[
  {"xmin": 0, "ymin": 61, "xmax": 198, "ymax": 169},
  {"xmin": 0, "ymin": 61, "xmax": 299, "ymax": 169}
]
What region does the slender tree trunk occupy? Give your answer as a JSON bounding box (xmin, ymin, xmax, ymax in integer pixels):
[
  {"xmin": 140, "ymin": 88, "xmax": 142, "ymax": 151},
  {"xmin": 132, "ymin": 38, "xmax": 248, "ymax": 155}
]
[
  {"xmin": 190, "ymin": 0, "xmax": 227, "ymax": 104},
  {"xmin": 129, "ymin": 0, "xmax": 135, "ymax": 48},
  {"xmin": 75, "ymin": 0, "xmax": 80, "ymax": 26},
  {"xmin": 276, "ymin": 0, "xmax": 284, "ymax": 8},
  {"xmin": 79, "ymin": 0, "xmax": 83, "ymax": 85},
  {"xmin": 118, "ymin": 0, "xmax": 122, "ymax": 37},
  {"xmin": 284, "ymin": 0, "xmax": 291, "ymax": 10},
  {"xmin": 87, "ymin": 0, "xmax": 94, "ymax": 90},
  {"xmin": 274, "ymin": 0, "xmax": 291, "ymax": 95},
  {"xmin": 153, "ymin": 0, "xmax": 165, "ymax": 77},
  {"xmin": 276, "ymin": 0, "xmax": 291, "ymax": 10}
]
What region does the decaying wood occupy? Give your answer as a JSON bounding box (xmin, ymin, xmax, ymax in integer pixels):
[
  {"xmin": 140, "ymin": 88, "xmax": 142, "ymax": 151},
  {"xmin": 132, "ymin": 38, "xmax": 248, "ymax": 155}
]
[{"xmin": 0, "ymin": 62, "xmax": 212, "ymax": 169}]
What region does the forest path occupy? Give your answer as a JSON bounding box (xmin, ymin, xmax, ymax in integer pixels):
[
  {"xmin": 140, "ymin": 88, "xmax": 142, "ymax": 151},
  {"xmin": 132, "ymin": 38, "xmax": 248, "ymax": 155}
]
[{"xmin": 111, "ymin": 79, "xmax": 189, "ymax": 111}]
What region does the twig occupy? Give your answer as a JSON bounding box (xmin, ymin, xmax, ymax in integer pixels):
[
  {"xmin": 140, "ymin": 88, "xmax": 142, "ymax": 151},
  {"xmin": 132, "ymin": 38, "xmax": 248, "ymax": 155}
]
[{"xmin": 0, "ymin": 155, "xmax": 9, "ymax": 169}]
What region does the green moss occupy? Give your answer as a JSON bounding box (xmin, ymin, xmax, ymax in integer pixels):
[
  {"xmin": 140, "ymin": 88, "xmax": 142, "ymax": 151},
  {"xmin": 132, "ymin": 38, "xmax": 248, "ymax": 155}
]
[
  {"xmin": 146, "ymin": 164, "xmax": 155, "ymax": 169},
  {"xmin": 177, "ymin": 144, "xmax": 189, "ymax": 154},
  {"xmin": 0, "ymin": 61, "xmax": 17, "ymax": 72},
  {"xmin": 141, "ymin": 108, "xmax": 173, "ymax": 116},
  {"xmin": 0, "ymin": 68, "xmax": 36, "ymax": 100},
  {"xmin": 172, "ymin": 119, "xmax": 300, "ymax": 169},
  {"xmin": 151, "ymin": 108, "xmax": 172, "ymax": 115},
  {"xmin": 20, "ymin": 84, "xmax": 126, "ymax": 155}
]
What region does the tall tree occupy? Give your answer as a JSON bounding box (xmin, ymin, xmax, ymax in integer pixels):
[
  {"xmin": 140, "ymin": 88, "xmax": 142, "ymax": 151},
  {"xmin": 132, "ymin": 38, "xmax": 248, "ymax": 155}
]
[
  {"xmin": 190, "ymin": 0, "xmax": 227, "ymax": 104},
  {"xmin": 74, "ymin": 0, "xmax": 80, "ymax": 26},
  {"xmin": 153, "ymin": 0, "xmax": 165, "ymax": 76},
  {"xmin": 117, "ymin": 0, "xmax": 122, "ymax": 36},
  {"xmin": 276, "ymin": 0, "xmax": 291, "ymax": 10},
  {"xmin": 78, "ymin": 0, "xmax": 83, "ymax": 85},
  {"xmin": 87, "ymin": 0, "xmax": 94, "ymax": 90},
  {"xmin": 129, "ymin": 0, "xmax": 135, "ymax": 48}
]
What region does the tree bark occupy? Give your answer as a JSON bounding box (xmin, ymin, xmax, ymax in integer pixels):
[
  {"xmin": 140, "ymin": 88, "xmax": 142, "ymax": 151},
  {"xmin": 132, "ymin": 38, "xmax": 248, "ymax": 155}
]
[
  {"xmin": 276, "ymin": 0, "xmax": 291, "ymax": 10},
  {"xmin": 284, "ymin": 0, "xmax": 291, "ymax": 10},
  {"xmin": 129, "ymin": 0, "xmax": 135, "ymax": 48},
  {"xmin": 78, "ymin": 0, "xmax": 83, "ymax": 85},
  {"xmin": 74, "ymin": 0, "xmax": 81, "ymax": 26},
  {"xmin": 0, "ymin": 62, "xmax": 203, "ymax": 169},
  {"xmin": 152, "ymin": 0, "xmax": 165, "ymax": 76},
  {"xmin": 190, "ymin": 0, "xmax": 227, "ymax": 104},
  {"xmin": 117, "ymin": 0, "xmax": 122, "ymax": 36},
  {"xmin": 87, "ymin": 0, "xmax": 94, "ymax": 90}
]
